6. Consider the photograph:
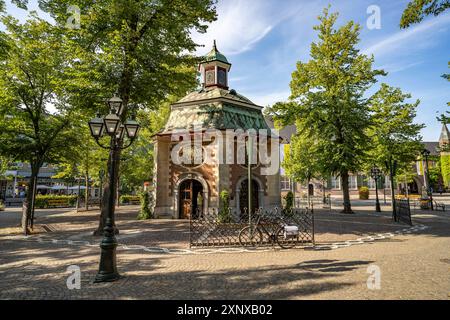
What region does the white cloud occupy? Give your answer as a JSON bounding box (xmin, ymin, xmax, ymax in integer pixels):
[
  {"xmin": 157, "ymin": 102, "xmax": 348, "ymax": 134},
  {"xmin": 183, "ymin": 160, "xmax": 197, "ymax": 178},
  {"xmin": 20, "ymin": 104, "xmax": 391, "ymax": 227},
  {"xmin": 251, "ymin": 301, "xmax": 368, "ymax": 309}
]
[
  {"xmin": 191, "ymin": 0, "xmax": 294, "ymax": 56},
  {"xmin": 362, "ymin": 12, "xmax": 450, "ymax": 57},
  {"xmin": 377, "ymin": 60, "xmax": 423, "ymax": 73}
]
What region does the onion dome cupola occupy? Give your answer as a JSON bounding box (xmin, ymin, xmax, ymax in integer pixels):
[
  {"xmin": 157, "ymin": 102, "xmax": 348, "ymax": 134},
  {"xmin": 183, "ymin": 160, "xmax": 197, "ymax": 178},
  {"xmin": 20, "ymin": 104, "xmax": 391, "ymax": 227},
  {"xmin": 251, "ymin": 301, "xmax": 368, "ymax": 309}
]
[{"xmin": 199, "ymin": 40, "xmax": 231, "ymax": 90}]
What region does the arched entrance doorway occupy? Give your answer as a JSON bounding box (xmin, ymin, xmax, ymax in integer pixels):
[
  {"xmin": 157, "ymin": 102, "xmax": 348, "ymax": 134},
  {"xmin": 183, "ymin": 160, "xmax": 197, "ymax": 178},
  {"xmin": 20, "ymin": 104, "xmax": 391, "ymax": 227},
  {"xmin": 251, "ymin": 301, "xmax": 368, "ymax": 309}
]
[
  {"xmin": 239, "ymin": 179, "xmax": 259, "ymax": 214},
  {"xmin": 408, "ymin": 179, "xmax": 419, "ymax": 194},
  {"xmin": 308, "ymin": 184, "xmax": 314, "ymax": 196},
  {"xmin": 179, "ymin": 179, "xmax": 203, "ymax": 219}
]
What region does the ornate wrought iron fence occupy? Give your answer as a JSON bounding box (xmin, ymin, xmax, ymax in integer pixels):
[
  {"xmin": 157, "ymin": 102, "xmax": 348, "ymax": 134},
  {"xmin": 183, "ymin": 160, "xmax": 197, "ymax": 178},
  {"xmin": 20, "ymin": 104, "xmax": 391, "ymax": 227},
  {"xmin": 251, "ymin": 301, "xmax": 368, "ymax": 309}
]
[
  {"xmin": 189, "ymin": 207, "xmax": 314, "ymax": 247},
  {"xmin": 396, "ymin": 199, "xmax": 412, "ymax": 226}
]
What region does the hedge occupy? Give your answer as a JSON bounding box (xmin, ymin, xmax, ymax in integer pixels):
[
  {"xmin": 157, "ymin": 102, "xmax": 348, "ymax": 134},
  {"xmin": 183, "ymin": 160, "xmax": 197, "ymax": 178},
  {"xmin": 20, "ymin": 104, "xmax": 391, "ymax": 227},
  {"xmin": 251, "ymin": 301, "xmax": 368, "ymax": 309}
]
[
  {"xmin": 119, "ymin": 195, "xmax": 140, "ymax": 204},
  {"xmin": 34, "ymin": 195, "xmax": 77, "ymax": 208}
]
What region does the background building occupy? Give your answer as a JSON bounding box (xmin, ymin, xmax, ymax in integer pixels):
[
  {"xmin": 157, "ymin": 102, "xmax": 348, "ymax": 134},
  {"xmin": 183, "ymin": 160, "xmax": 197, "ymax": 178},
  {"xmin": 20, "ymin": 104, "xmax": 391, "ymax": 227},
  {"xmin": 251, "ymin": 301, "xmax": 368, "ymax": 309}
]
[
  {"xmin": 0, "ymin": 162, "xmax": 99, "ymax": 202},
  {"xmin": 275, "ymin": 123, "xmax": 450, "ymax": 201}
]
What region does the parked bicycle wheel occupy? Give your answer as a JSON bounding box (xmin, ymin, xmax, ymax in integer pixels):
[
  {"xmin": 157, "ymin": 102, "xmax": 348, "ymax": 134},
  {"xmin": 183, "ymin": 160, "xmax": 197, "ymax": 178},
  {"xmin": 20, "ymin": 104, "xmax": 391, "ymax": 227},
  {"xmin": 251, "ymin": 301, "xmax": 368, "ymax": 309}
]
[
  {"xmin": 239, "ymin": 226, "xmax": 263, "ymax": 247},
  {"xmin": 275, "ymin": 226, "xmax": 297, "ymax": 249}
]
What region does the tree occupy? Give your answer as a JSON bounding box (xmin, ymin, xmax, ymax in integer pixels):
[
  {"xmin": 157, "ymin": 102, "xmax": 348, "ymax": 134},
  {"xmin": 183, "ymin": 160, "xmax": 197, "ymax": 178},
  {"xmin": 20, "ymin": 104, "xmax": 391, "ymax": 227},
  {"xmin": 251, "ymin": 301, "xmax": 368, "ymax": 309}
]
[
  {"xmin": 397, "ymin": 164, "xmax": 419, "ymax": 196},
  {"xmin": 400, "ymin": 0, "xmax": 450, "ymax": 28},
  {"xmin": 400, "ymin": 2, "xmax": 450, "ymax": 123},
  {"xmin": 0, "ymin": 156, "xmax": 11, "ymax": 178},
  {"xmin": 0, "ymin": 17, "xmax": 78, "ymax": 225},
  {"xmin": 428, "ymin": 161, "xmax": 442, "ymax": 188},
  {"xmin": 53, "ymin": 114, "xmax": 108, "ymax": 210},
  {"xmin": 437, "ymin": 111, "xmax": 450, "ymax": 124},
  {"xmin": 119, "ymin": 101, "xmax": 170, "ymax": 194},
  {"xmin": 25, "ymin": 0, "xmax": 217, "ymax": 234},
  {"xmin": 441, "ymin": 153, "xmax": 450, "ymax": 188},
  {"xmin": 437, "ymin": 62, "xmax": 450, "ymax": 123},
  {"xmin": 283, "ymin": 130, "xmax": 323, "ymax": 206},
  {"xmin": 267, "ymin": 8, "xmax": 385, "ymax": 213},
  {"xmin": 367, "ymin": 83, "xmax": 424, "ymax": 215}
]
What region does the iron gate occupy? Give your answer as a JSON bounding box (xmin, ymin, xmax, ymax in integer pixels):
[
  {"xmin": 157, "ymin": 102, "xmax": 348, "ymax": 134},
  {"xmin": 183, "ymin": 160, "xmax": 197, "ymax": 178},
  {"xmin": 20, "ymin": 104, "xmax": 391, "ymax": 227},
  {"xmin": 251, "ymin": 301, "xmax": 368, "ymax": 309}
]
[
  {"xmin": 395, "ymin": 199, "xmax": 412, "ymax": 226},
  {"xmin": 189, "ymin": 207, "xmax": 314, "ymax": 247}
]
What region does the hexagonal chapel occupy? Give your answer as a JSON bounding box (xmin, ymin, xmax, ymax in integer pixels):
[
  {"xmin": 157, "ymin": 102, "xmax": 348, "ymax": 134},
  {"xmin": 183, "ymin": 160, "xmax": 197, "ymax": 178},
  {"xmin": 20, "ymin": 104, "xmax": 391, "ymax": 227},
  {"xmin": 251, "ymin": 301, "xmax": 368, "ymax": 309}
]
[{"xmin": 153, "ymin": 41, "xmax": 281, "ymax": 219}]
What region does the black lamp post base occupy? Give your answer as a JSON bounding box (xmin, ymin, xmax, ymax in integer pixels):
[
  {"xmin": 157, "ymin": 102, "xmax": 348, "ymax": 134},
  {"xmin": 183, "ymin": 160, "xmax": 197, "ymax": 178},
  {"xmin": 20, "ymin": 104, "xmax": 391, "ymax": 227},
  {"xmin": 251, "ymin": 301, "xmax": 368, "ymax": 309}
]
[
  {"xmin": 94, "ymin": 218, "xmax": 120, "ymax": 284},
  {"xmin": 94, "ymin": 271, "xmax": 121, "ymax": 283}
]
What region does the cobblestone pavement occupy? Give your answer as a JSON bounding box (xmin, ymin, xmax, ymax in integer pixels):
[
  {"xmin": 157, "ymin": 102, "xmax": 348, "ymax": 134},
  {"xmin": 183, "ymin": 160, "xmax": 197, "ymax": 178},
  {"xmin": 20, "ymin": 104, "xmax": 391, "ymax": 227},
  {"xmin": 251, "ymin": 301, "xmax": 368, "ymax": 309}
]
[{"xmin": 0, "ymin": 206, "xmax": 449, "ymax": 299}]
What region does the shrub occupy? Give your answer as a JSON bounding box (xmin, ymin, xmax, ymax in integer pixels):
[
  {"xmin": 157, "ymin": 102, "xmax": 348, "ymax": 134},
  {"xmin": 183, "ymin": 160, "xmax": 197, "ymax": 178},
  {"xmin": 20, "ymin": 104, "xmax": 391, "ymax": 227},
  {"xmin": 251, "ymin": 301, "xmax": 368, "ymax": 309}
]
[
  {"xmin": 34, "ymin": 195, "xmax": 77, "ymax": 208},
  {"xmin": 282, "ymin": 191, "xmax": 294, "ymax": 215},
  {"xmin": 0, "ymin": 200, "xmax": 4, "ymax": 211},
  {"xmin": 359, "ymin": 186, "xmax": 369, "ymax": 200},
  {"xmin": 137, "ymin": 191, "xmax": 153, "ymax": 220},
  {"xmin": 120, "ymin": 195, "xmax": 140, "ymax": 204},
  {"xmin": 284, "ymin": 191, "xmax": 294, "ymax": 210},
  {"xmin": 218, "ymin": 190, "xmax": 232, "ymax": 223}
]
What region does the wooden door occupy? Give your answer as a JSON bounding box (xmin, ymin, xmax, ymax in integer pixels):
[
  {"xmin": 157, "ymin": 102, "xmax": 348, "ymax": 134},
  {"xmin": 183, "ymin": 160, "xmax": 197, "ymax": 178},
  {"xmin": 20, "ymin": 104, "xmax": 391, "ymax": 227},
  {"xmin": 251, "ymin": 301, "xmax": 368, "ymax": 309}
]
[{"xmin": 180, "ymin": 180, "xmax": 192, "ymax": 219}]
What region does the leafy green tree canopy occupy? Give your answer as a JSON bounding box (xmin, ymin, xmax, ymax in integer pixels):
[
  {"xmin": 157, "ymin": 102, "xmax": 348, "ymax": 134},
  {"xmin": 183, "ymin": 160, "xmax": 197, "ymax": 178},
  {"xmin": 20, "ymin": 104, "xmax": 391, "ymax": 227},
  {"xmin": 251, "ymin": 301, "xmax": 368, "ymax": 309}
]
[
  {"xmin": 367, "ymin": 83, "xmax": 424, "ymax": 174},
  {"xmin": 0, "ymin": 17, "xmax": 79, "ymax": 220},
  {"xmin": 400, "ymin": 0, "xmax": 450, "ymax": 28}
]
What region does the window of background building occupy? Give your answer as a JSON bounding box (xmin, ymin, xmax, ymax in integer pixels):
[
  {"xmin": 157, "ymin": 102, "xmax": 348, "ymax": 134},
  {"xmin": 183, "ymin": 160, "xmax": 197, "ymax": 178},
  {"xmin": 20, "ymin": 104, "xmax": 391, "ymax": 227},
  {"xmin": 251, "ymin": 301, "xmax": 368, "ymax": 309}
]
[
  {"xmin": 280, "ymin": 176, "xmax": 291, "ymax": 191},
  {"xmin": 331, "ymin": 176, "xmax": 340, "ymax": 189},
  {"xmin": 368, "ymin": 177, "xmax": 376, "ymax": 189},
  {"xmin": 349, "ymin": 175, "xmax": 358, "ymax": 190},
  {"xmin": 384, "ymin": 175, "xmax": 390, "ymax": 188}
]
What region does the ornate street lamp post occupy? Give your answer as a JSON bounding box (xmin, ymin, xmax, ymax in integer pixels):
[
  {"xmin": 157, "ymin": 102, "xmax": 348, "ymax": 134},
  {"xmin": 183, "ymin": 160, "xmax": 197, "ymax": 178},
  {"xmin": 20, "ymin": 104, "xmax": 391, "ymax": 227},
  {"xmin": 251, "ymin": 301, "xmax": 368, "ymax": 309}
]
[
  {"xmin": 370, "ymin": 165, "xmax": 382, "ymax": 212},
  {"xmin": 421, "ymin": 149, "xmax": 433, "ymax": 210},
  {"xmin": 88, "ymin": 95, "xmax": 140, "ymax": 283}
]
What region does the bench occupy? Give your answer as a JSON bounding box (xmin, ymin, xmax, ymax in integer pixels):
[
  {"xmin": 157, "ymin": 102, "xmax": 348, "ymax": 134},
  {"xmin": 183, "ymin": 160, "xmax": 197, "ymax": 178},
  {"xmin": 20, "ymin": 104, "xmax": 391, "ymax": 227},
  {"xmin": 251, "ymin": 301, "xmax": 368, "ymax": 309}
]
[
  {"xmin": 47, "ymin": 199, "xmax": 70, "ymax": 208},
  {"xmin": 434, "ymin": 201, "xmax": 446, "ymax": 211},
  {"xmin": 88, "ymin": 198, "xmax": 101, "ymax": 206}
]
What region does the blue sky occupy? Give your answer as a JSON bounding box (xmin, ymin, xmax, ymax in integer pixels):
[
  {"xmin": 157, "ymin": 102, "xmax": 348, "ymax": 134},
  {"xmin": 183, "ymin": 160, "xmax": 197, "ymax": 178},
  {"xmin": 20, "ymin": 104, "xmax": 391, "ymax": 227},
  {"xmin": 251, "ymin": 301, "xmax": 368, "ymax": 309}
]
[{"xmin": 3, "ymin": 0, "xmax": 449, "ymax": 141}]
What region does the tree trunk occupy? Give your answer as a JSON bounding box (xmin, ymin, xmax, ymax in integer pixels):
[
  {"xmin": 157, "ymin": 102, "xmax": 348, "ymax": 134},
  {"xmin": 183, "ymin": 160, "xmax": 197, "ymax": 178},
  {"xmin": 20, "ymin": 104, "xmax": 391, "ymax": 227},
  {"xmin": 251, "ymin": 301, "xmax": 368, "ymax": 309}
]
[
  {"xmin": 322, "ymin": 179, "xmax": 326, "ymax": 204},
  {"xmin": 27, "ymin": 160, "xmax": 42, "ymax": 229},
  {"xmin": 307, "ymin": 177, "xmax": 311, "ymax": 209},
  {"xmin": 85, "ymin": 173, "xmax": 89, "ymax": 211},
  {"xmin": 390, "ymin": 171, "xmax": 396, "ymax": 221},
  {"xmin": 116, "ymin": 172, "xmax": 120, "ymax": 208},
  {"xmin": 341, "ymin": 170, "xmax": 353, "ymax": 214}
]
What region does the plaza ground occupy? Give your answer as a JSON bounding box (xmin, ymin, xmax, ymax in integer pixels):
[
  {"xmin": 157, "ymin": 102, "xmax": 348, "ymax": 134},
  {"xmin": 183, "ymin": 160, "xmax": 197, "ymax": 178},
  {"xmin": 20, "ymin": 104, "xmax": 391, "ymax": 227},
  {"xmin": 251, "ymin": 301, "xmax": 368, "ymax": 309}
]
[{"xmin": 0, "ymin": 196, "xmax": 449, "ymax": 299}]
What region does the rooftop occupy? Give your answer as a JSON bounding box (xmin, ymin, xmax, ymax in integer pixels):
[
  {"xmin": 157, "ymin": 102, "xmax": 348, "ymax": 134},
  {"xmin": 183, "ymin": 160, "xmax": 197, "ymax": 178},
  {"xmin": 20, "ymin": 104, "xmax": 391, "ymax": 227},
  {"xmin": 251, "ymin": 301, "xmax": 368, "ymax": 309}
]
[
  {"xmin": 175, "ymin": 87, "xmax": 256, "ymax": 106},
  {"xmin": 422, "ymin": 141, "xmax": 440, "ymax": 156},
  {"xmin": 202, "ymin": 40, "xmax": 230, "ymax": 65}
]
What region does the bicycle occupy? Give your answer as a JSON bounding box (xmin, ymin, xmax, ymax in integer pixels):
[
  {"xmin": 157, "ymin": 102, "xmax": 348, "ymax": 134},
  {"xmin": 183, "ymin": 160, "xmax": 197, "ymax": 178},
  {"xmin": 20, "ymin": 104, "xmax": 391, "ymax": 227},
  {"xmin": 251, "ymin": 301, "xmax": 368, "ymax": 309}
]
[{"xmin": 238, "ymin": 210, "xmax": 299, "ymax": 249}]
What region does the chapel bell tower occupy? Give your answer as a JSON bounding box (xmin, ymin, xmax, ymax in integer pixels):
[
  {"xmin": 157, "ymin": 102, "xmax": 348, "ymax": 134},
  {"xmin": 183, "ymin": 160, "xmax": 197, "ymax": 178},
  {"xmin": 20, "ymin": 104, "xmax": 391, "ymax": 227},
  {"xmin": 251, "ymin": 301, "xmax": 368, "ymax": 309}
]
[{"xmin": 199, "ymin": 40, "xmax": 231, "ymax": 89}]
